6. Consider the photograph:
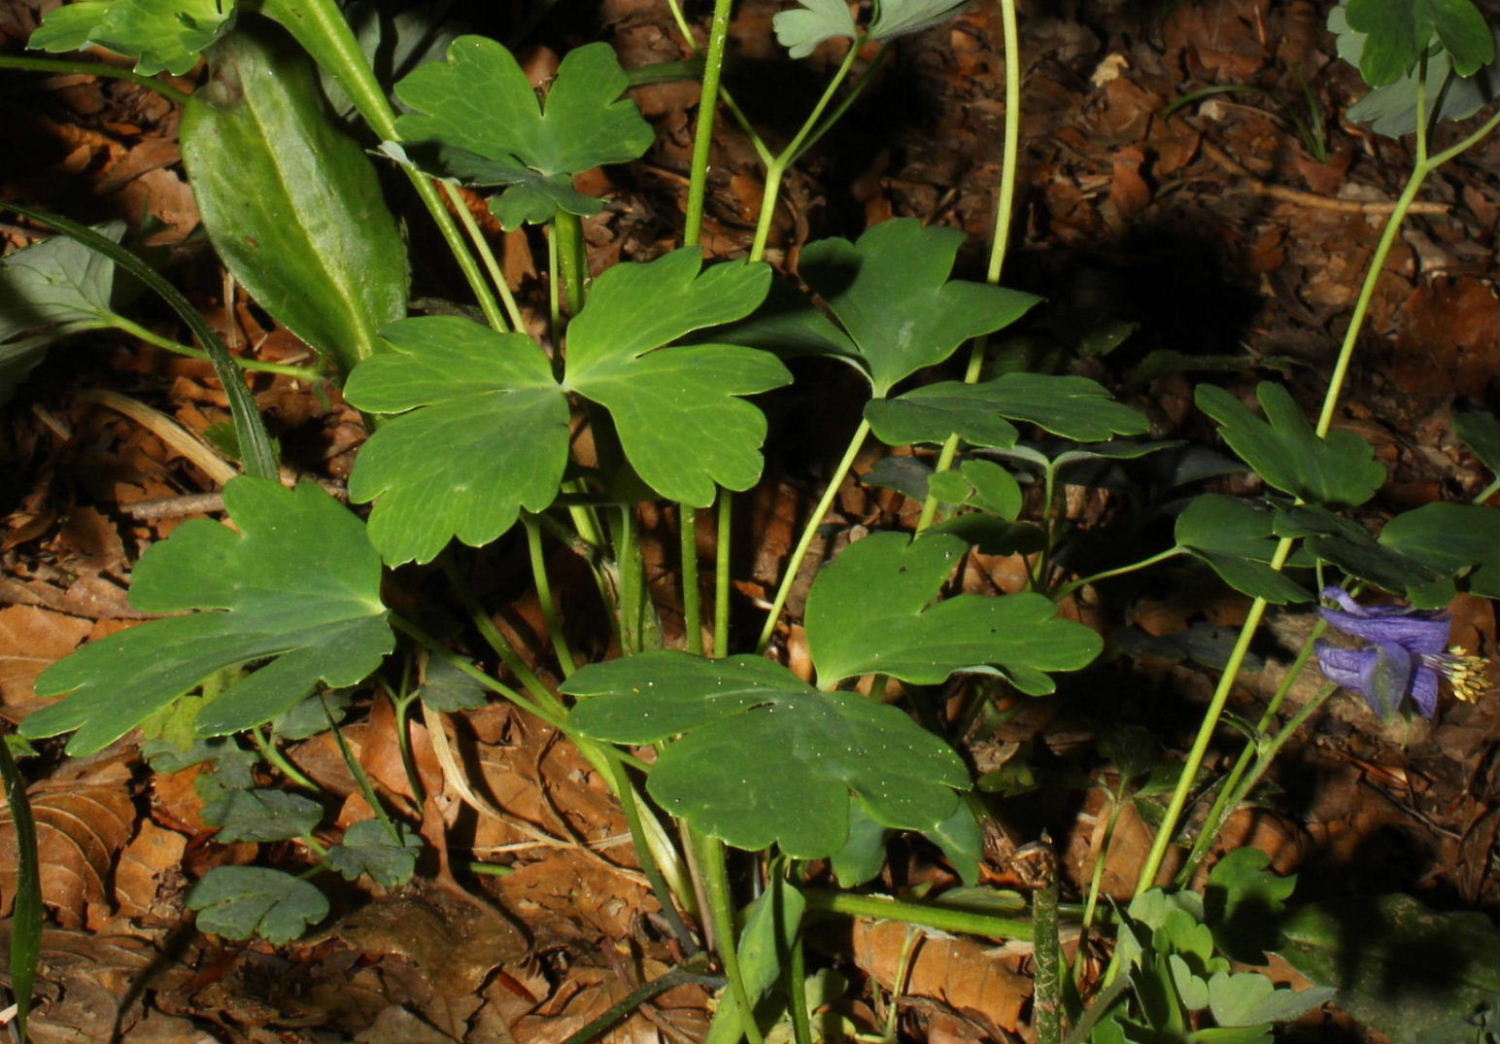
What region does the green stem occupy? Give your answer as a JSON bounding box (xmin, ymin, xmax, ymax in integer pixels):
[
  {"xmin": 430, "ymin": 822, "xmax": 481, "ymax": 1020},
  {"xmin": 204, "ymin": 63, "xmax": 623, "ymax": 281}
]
[
  {"xmin": 0, "ymin": 54, "xmax": 192, "ymax": 105},
  {"xmin": 800, "ymin": 888, "xmax": 1034, "ymax": 940},
  {"xmin": 0, "ymin": 733, "xmax": 41, "ymax": 1043},
  {"xmin": 914, "ymin": 0, "xmax": 1022, "ymax": 533},
  {"xmin": 554, "ymin": 210, "xmax": 587, "ymax": 316},
  {"xmin": 1474, "ymin": 476, "xmax": 1500, "ymax": 505},
  {"xmin": 441, "ymin": 556, "xmax": 556, "ymax": 706},
  {"xmin": 682, "ymin": 0, "xmax": 735, "ymax": 247},
  {"xmin": 786, "ymin": 41, "xmax": 892, "ymax": 167},
  {"xmin": 1052, "ymin": 547, "xmax": 1184, "ymax": 601},
  {"xmin": 756, "ymin": 418, "xmax": 871, "ymax": 653},
  {"xmin": 748, "ymin": 38, "xmax": 864, "ymax": 262},
  {"xmin": 442, "ymin": 181, "xmax": 525, "ymax": 332},
  {"xmin": 695, "ymin": 834, "xmax": 765, "ymax": 1044},
  {"xmin": 560, "ymin": 956, "xmax": 721, "ymax": 1044},
  {"xmin": 391, "ymin": 690, "xmax": 428, "ymax": 808},
  {"xmin": 251, "ymin": 728, "xmax": 320, "ymax": 792},
  {"xmin": 392, "ymin": 615, "xmax": 564, "ymax": 729},
  {"xmin": 5, "ymin": 202, "xmax": 278, "ymax": 479},
  {"xmin": 1032, "ymin": 847, "xmax": 1062, "ymax": 1044},
  {"xmin": 107, "ymin": 314, "xmax": 324, "ymax": 380},
  {"xmin": 523, "ymin": 516, "xmax": 577, "ymax": 677},
  {"xmin": 714, "ymin": 491, "xmax": 733, "ymax": 657},
  {"xmin": 607, "ymin": 758, "xmax": 701, "ymax": 953},
  {"xmin": 680, "ymin": 505, "xmax": 704, "ymax": 655},
  {"xmin": 788, "ymin": 925, "xmax": 813, "ymax": 1044},
  {"xmin": 661, "ymin": 0, "xmax": 773, "ymax": 166}
]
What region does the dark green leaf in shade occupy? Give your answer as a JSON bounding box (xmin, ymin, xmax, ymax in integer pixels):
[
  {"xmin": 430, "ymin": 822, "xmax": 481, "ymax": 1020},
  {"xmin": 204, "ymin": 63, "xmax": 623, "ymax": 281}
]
[
  {"xmin": 868, "ymin": 0, "xmax": 974, "ymax": 41},
  {"xmin": 1204, "ymin": 848, "xmax": 1297, "ymax": 964},
  {"xmin": 202, "ymin": 788, "xmax": 323, "ymax": 843},
  {"xmin": 1274, "ymin": 504, "xmax": 1454, "ymax": 608},
  {"xmin": 565, "ymin": 651, "xmax": 969, "ymax": 856},
  {"xmin": 23, "ymin": 479, "xmax": 393, "ymax": 753},
  {"xmin": 0, "ymin": 221, "xmax": 124, "ymax": 404},
  {"xmin": 182, "ymin": 19, "xmax": 407, "ymax": 373},
  {"xmin": 731, "ymin": 219, "xmax": 1039, "ymax": 396},
  {"xmin": 1379, "ymin": 502, "xmax": 1498, "ymax": 598},
  {"xmin": 867, "ymin": 373, "xmax": 1148, "ymax": 448},
  {"xmin": 393, "ymin": 37, "xmax": 652, "ymax": 225},
  {"xmin": 830, "ymin": 799, "xmax": 892, "ymax": 886},
  {"xmin": 325, "ymin": 819, "xmax": 421, "ymax": 888},
  {"xmin": 1276, "ymin": 894, "xmax": 1499, "ymax": 1044},
  {"xmin": 805, "ymin": 531, "xmax": 1102, "ymax": 688},
  {"xmin": 925, "ymin": 470, "xmax": 972, "ymax": 507},
  {"xmin": 418, "ymin": 654, "xmax": 488, "ymax": 712},
  {"xmin": 1174, "ymin": 494, "xmax": 1313, "ymax": 604},
  {"xmin": 862, "ymin": 455, "xmax": 933, "ymax": 501},
  {"xmin": 272, "ymin": 691, "xmax": 352, "ymax": 741},
  {"xmin": 921, "ymin": 798, "xmax": 982, "ymax": 886},
  {"xmin": 1196, "ymin": 382, "xmax": 1386, "ymax": 507},
  {"xmin": 344, "ymin": 316, "xmax": 569, "ymax": 565},
  {"xmin": 1345, "ymin": 0, "xmax": 1424, "ymax": 84},
  {"xmin": 929, "ymin": 515, "xmax": 1045, "ymax": 557},
  {"xmin": 188, "ymin": 866, "xmax": 330, "ymax": 944},
  {"xmin": 961, "ymin": 459, "xmax": 1023, "ymax": 519},
  {"xmin": 1454, "ymin": 411, "xmax": 1500, "ymax": 474},
  {"xmin": 563, "ymin": 249, "xmax": 788, "ymax": 505}
]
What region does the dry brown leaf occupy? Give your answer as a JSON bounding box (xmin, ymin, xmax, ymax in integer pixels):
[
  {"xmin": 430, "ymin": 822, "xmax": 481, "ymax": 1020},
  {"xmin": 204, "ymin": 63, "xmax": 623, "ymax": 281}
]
[
  {"xmin": 0, "ymin": 605, "xmax": 90, "ymax": 714},
  {"xmin": 852, "ymin": 920, "xmax": 1031, "ymax": 1032},
  {"xmin": 114, "ymin": 819, "xmax": 188, "ymax": 921},
  {"xmin": 0, "ymin": 782, "xmax": 135, "ymax": 928}
]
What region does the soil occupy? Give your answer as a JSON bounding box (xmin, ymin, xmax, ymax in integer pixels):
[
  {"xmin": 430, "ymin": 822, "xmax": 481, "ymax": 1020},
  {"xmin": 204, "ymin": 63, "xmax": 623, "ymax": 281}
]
[{"xmin": 0, "ymin": 0, "xmax": 1495, "ymax": 1042}]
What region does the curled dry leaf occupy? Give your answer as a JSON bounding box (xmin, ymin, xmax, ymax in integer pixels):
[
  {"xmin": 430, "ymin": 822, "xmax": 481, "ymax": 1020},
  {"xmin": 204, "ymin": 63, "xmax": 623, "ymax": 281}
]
[
  {"xmin": 0, "ymin": 605, "xmax": 90, "ymax": 714},
  {"xmin": 0, "ymin": 782, "xmax": 135, "ymax": 928},
  {"xmin": 851, "ymin": 920, "xmax": 1031, "ymax": 1033}
]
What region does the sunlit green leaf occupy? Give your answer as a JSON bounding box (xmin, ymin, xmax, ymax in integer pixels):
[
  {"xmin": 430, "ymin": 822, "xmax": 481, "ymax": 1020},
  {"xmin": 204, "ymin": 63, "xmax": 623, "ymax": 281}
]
[
  {"xmin": 772, "ymin": 0, "xmax": 857, "ymax": 58},
  {"xmin": 565, "ymin": 652, "xmax": 969, "ymax": 856},
  {"xmin": 23, "ymin": 479, "xmax": 392, "ymax": 753},
  {"xmin": 31, "ymin": 0, "xmax": 236, "ymax": 75},
  {"xmin": 325, "ymin": 819, "xmax": 421, "ymax": 888},
  {"xmin": 393, "ymin": 37, "xmax": 652, "ymax": 225},
  {"xmin": 27, "ymin": 2, "xmax": 111, "ymax": 53},
  {"xmin": 805, "ymin": 531, "xmax": 1102, "ymax": 689},
  {"xmin": 188, "ymin": 866, "xmax": 329, "ymax": 943}
]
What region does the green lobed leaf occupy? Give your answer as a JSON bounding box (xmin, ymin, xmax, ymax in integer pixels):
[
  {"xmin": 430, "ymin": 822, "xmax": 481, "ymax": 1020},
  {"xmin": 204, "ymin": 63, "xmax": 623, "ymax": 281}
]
[
  {"xmin": 867, "ymin": 373, "xmax": 1148, "ymax": 448},
  {"xmin": 1346, "ymin": 0, "xmax": 1425, "ymax": 84},
  {"xmin": 418, "ymin": 654, "xmax": 488, "ymax": 712},
  {"xmin": 727, "ymin": 219, "xmax": 1039, "ymax": 397},
  {"xmin": 182, "ymin": 18, "xmax": 408, "ymax": 374},
  {"xmin": 202, "ymin": 788, "xmax": 324, "ymax": 843},
  {"xmin": 564, "ymin": 249, "xmax": 788, "ymax": 505},
  {"xmin": 1175, "ymin": 494, "xmax": 1313, "ymax": 604},
  {"xmin": 1454, "ymin": 411, "xmax": 1499, "ymax": 474},
  {"xmin": 868, "ymin": 0, "xmax": 974, "ymax": 42},
  {"xmin": 271, "ymin": 691, "xmax": 351, "ymax": 741},
  {"xmin": 830, "ymin": 798, "xmax": 892, "ymax": 887},
  {"xmin": 1274, "ymin": 504, "xmax": 1454, "ymax": 608},
  {"xmin": 805, "ymin": 531, "xmax": 1102, "ymax": 688},
  {"xmin": 1206, "ymin": 971, "xmax": 1333, "ymax": 1030},
  {"xmin": 28, "ymin": 2, "xmax": 111, "ymax": 53},
  {"xmin": 565, "ymin": 651, "xmax": 969, "ymax": 857},
  {"xmin": 772, "ymin": 0, "xmax": 858, "ymax": 58},
  {"xmin": 324, "ymin": 819, "xmax": 421, "ymax": 888},
  {"xmin": 1379, "ymin": 502, "xmax": 1498, "ymax": 598},
  {"xmin": 961, "ymin": 459, "xmax": 1023, "ymax": 519},
  {"xmin": 394, "ymin": 37, "xmax": 652, "ymax": 225},
  {"xmin": 1204, "ymin": 847, "xmax": 1297, "ymax": 963},
  {"xmin": 23, "ymin": 478, "xmax": 393, "ymax": 754},
  {"xmin": 188, "ymin": 866, "xmax": 329, "ymax": 944},
  {"xmin": 922, "ymin": 798, "xmax": 982, "ymax": 885},
  {"xmin": 344, "ymin": 316, "xmax": 569, "ymax": 565},
  {"xmin": 1196, "ymin": 382, "xmax": 1386, "ymax": 508}
]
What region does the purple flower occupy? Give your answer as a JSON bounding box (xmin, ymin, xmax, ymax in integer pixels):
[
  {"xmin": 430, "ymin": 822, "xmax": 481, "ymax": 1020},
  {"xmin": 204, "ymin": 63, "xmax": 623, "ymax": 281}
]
[{"xmin": 1314, "ymin": 587, "xmax": 1484, "ymax": 721}]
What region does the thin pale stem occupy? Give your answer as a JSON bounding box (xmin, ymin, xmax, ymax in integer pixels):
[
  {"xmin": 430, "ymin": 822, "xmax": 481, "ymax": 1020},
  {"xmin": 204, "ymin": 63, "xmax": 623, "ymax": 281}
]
[
  {"xmin": 696, "ymin": 834, "xmax": 766, "ymax": 1044},
  {"xmin": 252, "ymin": 728, "xmax": 320, "ymax": 792},
  {"xmin": 0, "ymin": 54, "xmax": 192, "ymax": 105},
  {"xmin": 1052, "ymin": 547, "xmax": 1184, "ymax": 601},
  {"xmin": 660, "ymin": 0, "xmax": 773, "ymax": 165},
  {"xmin": 756, "ymin": 418, "xmax": 871, "ymax": 652},
  {"xmin": 441, "ymin": 557, "xmax": 556, "ymax": 706},
  {"xmin": 108, "ymin": 314, "xmax": 323, "ymax": 380},
  {"xmin": 800, "ymin": 888, "xmax": 1034, "ymax": 940},
  {"xmin": 714, "ymin": 491, "xmax": 733, "ymax": 657},
  {"xmin": 443, "ymin": 181, "xmax": 525, "ymax": 331},
  {"xmin": 680, "ymin": 505, "xmax": 704, "ymax": 655}
]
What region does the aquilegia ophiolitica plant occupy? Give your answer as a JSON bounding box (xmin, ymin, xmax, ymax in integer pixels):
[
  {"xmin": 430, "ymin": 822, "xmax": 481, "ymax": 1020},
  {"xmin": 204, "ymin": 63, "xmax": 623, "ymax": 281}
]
[{"xmin": 0, "ymin": 0, "xmax": 1495, "ymax": 1041}]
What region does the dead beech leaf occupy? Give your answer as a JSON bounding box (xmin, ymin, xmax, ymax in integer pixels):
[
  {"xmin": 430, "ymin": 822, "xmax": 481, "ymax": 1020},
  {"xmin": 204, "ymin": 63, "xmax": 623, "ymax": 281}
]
[
  {"xmin": 114, "ymin": 819, "xmax": 188, "ymax": 921},
  {"xmin": 0, "ymin": 605, "xmax": 90, "ymax": 712},
  {"xmin": 0, "ymin": 783, "xmax": 135, "ymax": 928},
  {"xmin": 851, "ymin": 920, "xmax": 1031, "ymax": 1032},
  {"xmin": 1108, "ymin": 145, "xmax": 1152, "ymax": 224}
]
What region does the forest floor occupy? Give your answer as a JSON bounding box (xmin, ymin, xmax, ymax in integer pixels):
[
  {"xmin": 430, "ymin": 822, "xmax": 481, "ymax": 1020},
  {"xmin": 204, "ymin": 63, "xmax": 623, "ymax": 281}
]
[{"xmin": 0, "ymin": 0, "xmax": 1495, "ymax": 1041}]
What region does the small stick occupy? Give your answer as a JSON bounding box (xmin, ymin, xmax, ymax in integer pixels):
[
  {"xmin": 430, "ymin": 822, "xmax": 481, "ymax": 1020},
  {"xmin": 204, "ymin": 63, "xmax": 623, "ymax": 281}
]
[{"xmin": 1200, "ymin": 139, "xmax": 1449, "ymax": 215}]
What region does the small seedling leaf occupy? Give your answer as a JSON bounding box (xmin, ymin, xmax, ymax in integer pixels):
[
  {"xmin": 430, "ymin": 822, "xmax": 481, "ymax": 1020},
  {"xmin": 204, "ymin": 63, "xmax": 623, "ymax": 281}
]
[
  {"xmin": 1175, "ymin": 494, "xmax": 1313, "ymax": 604},
  {"xmin": 419, "ymin": 655, "xmax": 489, "ymax": 712},
  {"xmin": 24, "ymin": 478, "xmax": 393, "ymax": 753},
  {"xmin": 756, "ymin": 219, "xmax": 1039, "ymax": 396},
  {"xmin": 188, "ymin": 866, "xmax": 329, "ymax": 944},
  {"xmin": 1205, "ymin": 847, "xmax": 1296, "ymax": 963},
  {"xmin": 773, "ymin": 0, "xmax": 858, "ymax": 58},
  {"xmin": 345, "ymin": 316, "xmax": 568, "ymax": 564},
  {"xmin": 202, "ymin": 788, "xmax": 323, "ymax": 843},
  {"xmin": 32, "ymin": 0, "xmax": 235, "ymax": 75},
  {"xmin": 272, "ymin": 691, "xmax": 352, "ymax": 741},
  {"xmin": 325, "ymin": 819, "xmax": 421, "ymax": 888},
  {"xmin": 1196, "ymin": 382, "xmax": 1386, "ymax": 508},
  {"xmin": 564, "ymin": 249, "xmax": 788, "ymax": 506},
  {"xmin": 805, "ymin": 531, "xmax": 1102, "ymax": 687},
  {"xmin": 1207, "ymin": 971, "xmax": 1333, "ymax": 1029},
  {"xmin": 565, "ymin": 651, "xmax": 969, "ymax": 857},
  {"xmin": 394, "ymin": 37, "xmax": 652, "ymax": 225}
]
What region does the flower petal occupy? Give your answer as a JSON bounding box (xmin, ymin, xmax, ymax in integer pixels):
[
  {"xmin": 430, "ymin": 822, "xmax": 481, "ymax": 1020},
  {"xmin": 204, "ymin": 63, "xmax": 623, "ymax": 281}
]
[{"xmin": 1318, "ymin": 606, "xmax": 1450, "ymax": 656}]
